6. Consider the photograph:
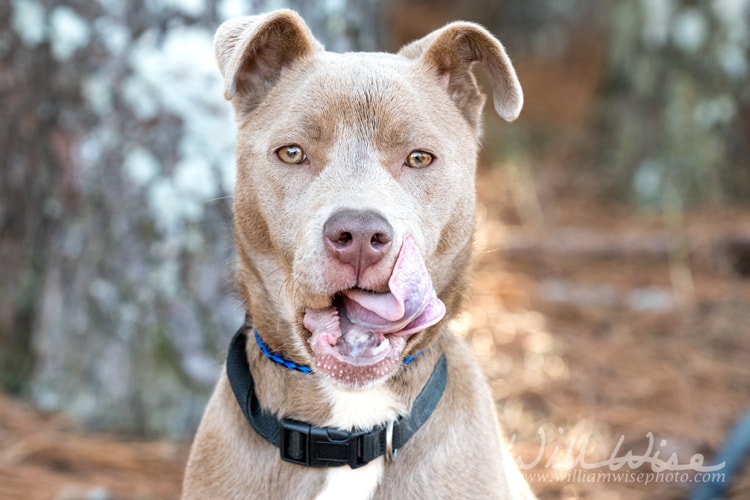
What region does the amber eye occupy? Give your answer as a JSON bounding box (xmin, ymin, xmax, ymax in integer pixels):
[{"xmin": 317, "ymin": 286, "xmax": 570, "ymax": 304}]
[
  {"xmin": 405, "ymin": 150, "xmax": 434, "ymax": 169},
  {"xmin": 276, "ymin": 145, "xmax": 307, "ymax": 164}
]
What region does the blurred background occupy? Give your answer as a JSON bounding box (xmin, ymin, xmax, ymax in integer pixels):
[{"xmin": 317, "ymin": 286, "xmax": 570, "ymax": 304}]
[{"xmin": 1, "ymin": 0, "xmax": 749, "ymax": 498}]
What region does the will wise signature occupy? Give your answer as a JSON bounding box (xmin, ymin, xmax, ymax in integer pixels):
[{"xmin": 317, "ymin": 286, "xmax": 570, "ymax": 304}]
[{"xmin": 510, "ymin": 429, "xmax": 725, "ymax": 473}]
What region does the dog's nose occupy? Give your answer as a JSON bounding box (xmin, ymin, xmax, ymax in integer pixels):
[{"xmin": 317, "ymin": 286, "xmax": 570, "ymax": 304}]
[{"xmin": 323, "ymin": 209, "xmax": 393, "ymax": 275}]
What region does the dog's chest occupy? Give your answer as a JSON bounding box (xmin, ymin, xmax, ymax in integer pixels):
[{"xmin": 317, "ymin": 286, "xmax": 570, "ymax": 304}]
[
  {"xmin": 316, "ymin": 459, "xmax": 384, "ymax": 500},
  {"xmin": 314, "ymin": 384, "xmax": 405, "ymax": 500}
]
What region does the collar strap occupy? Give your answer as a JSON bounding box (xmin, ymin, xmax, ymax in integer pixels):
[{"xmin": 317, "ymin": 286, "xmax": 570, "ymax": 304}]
[
  {"xmin": 253, "ymin": 330, "xmax": 423, "ymax": 372},
  {"xmin": 253, "ymin": 330, "xmax": 312, "ymax": 373},
  {"xmin": 227, "ymin": 326, "xmax": 448, "ymax": 469}
]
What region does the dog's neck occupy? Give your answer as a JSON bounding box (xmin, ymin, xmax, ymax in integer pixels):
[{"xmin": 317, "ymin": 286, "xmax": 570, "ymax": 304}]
[{"xmin": 245, "ymin": 323, "xmax": 447, "ymax": 430}]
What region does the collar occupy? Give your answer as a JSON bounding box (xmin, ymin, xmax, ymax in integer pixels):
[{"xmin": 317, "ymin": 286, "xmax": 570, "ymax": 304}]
[
  {"xmin": 253, "ymin": 329, "xmax": 424, "ymax": 372},
  {"xmin": 226, "ymin": 325, "xmax": 448, "ymax": 469}
]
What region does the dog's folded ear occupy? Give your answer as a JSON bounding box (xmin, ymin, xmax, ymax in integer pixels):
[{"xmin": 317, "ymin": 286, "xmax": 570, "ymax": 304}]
[
  {"xmin": 214, "ymin": 10, "xmax": 322, "ymax": 110},
  {"xmin": 398, "ymin": 22, "xmax": 523, "ymax": 126}
]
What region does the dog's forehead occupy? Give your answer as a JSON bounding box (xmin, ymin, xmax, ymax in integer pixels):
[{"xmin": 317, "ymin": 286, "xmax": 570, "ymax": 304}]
[
  {"xmin": 314, "ymin": 51, "xmax": 414, "ymax": 85},
  {"xmin": 260, "ymin": 51, "xmax": 455, "ymax": 152},
  {"xmin": 292, "ymin": 52, "xmax": 420, "ymax": 111}
]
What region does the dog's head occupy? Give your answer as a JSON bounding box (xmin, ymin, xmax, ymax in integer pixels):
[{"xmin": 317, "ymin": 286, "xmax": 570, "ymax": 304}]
[{"xmin": 214, "ymin": 10, "xmax": 522, "ymax": 387}]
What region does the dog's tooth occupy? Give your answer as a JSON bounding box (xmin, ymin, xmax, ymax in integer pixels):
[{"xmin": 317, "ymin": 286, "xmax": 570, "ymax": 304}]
[{"xmin": 372, "ymin": 338, "xmax": 390, "ymax": 356}]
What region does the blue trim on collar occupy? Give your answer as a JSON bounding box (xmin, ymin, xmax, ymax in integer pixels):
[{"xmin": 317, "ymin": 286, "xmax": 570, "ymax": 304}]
[
  {"xmin": 253, "ymin": 330, "xmax": 423, "ymax": 373},
  {"xmin": 254, "ymin": 330, "xmax": 311, "ymax": 373}
]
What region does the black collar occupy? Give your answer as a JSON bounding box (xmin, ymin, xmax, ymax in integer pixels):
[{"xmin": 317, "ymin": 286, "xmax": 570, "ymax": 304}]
[{"xmin": 226, "ymin": 326, "xmax": 448, "ymax": 469}]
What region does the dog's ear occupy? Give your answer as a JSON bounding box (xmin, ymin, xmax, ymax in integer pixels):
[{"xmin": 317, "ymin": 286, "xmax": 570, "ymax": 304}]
[
  {"xmin": 214, "ymin": 10, "xmax": 322, "ymax": 110},
  {"xmin": 398, "ymin": 22, "xmax": 523, "ymax": 126}
]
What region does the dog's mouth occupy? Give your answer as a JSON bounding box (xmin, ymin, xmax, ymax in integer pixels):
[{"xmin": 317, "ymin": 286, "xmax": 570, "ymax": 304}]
[{"xmin": 303, "ymin": 234, "xmax": 446, "ymax": 386}]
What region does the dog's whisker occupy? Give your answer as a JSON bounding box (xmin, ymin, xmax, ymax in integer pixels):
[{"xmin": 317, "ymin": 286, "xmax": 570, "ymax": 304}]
[
  {"xmin": 262, "ymin": 266, "xmax": 285, "ymax": 280},
  {"xmin": 203, "ymin": 195, "xmax": 234, "ymax": 204}
]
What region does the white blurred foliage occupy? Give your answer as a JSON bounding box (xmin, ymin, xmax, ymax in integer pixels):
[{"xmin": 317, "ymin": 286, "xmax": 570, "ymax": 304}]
[
  {"xmin": 717, "ymin": 44, "xmax": 749, "ymax": 79},
  {"xmin": 218, "ymin": 0, "xmax": 246, "ymax": 20},
  {"xmin": 640, "ymin": 0, "xmax": 674, "ymax": 47},
  {"xmin": 713, "ymin": 0, "xmax": 750, "ymax": 45},
  {"xmin": 714, "ymin": 0, "xmax": 750, "ymax": 79},
  {"xmin": 124, "ymin": 25, "xmax": 236, "ymax": 232},
  {"xmin": 49, "ymin": 5, "xmax": 91, "ymax": 61},
  {"xmin": 694, "ymin": 96, "xmax": 737, "ymax": 128},
  {"xmin": 124, "ymin": 147, "xmax": 161, "ymax": 187},
  {"xmin": 94, "ymin": 17, "xmax": 131, "ymax": 55},
  {"xmin": 12, "ymin": 2, "xmax": 94, "ymax": 59},
  {"xmin": 640, "ymin": 0, "xmax": 749, "ymax": 79},
  {"xmin": 633, "ymin": 159, "xmax": 664, "ymax": 204},
  {"xmin": 153, "ymin": 0, "xmax": 206, "ymax": 17},
  {"xmin": 671, "ymin": 8, "xmax": 708, "ymax": 53},
  {"xmin": 82, "ymin": 73, "xmax": 114, "ymax": 115},
  {"xmin": 11, "ymin": 0, "xmax": 46, "ymax": 47}
]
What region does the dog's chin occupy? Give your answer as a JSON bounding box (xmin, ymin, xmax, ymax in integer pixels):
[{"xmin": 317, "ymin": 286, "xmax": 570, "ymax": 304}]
[{"xmin": 303, "ymin": 293, "xmax": 413, "ymax": 388}]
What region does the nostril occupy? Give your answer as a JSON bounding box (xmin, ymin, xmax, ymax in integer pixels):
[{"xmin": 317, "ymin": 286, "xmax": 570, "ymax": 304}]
[
  {"xmin": 370, "ymin": 232, "xmax": 391, "ymax": 249},
  {"xmin": 337, "ymin": 232, "xmax": 353, "ymax": 246}
]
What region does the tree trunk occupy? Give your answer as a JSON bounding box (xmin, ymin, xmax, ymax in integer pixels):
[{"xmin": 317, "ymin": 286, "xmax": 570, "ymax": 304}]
[{"xmin": 1, "ymin": 0, "xmax": 382, "ymax": 436}]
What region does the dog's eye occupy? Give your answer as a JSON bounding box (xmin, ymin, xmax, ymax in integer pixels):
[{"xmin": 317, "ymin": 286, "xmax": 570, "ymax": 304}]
[
  {"xmin": 276, "ymin": 145, "xmax": 307, "ymax": 164},
  {"xmin": 405, "ymin": 150, "xmax": 434, "ymax": 169}
]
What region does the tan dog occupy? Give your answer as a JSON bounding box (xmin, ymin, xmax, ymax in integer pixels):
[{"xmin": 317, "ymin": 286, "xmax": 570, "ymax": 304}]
[{"xmin": 183, "ymin": 9, "xmax": 535, "ymax": 500}]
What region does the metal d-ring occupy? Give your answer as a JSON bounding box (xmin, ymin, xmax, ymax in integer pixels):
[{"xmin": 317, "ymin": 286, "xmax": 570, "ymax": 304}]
[{"xmin": 385, "ymin": 420, "xmax": 397, "ymax": 462}]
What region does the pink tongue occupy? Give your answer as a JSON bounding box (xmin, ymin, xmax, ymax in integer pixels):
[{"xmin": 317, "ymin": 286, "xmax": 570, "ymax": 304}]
[{"xmin": 343, "ymin": 234, "xmax": 445, "ymax": 334}]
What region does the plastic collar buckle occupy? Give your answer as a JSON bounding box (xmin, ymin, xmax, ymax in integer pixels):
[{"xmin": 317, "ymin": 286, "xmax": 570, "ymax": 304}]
[{"xmin": 279, "ymin": 418, "xmax": 379, "ymax": 469}]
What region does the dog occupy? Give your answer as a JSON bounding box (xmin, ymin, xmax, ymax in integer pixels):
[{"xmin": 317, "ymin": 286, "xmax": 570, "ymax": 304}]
[{"xmin": 183, "ymin": 9, "xmax": 536, "ymax": 500}]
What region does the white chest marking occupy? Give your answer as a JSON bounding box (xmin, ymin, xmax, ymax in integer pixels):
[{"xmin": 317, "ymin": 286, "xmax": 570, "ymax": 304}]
[
  {"xmin": 314, "ymin": 383, "xmax": 405, "ymax": 499},
  {"xmin": 320, "ymin": 382, "xmax": 405, "ymax": 429},
  {"xmin": 315, "ymin": 458, "xmax": 384, "ymax": 500}
]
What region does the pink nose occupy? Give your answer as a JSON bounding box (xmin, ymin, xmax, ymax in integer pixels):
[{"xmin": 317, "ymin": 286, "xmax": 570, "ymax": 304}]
[{"xmin": 323, "ymin": 210, "xmax": 393, "ymax": 276}]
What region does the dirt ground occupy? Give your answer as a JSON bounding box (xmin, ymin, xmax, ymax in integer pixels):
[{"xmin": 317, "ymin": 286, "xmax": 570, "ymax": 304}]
[{"xmin": 1, "ymin": 167, "xmax": 749, "ymax": 500}]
